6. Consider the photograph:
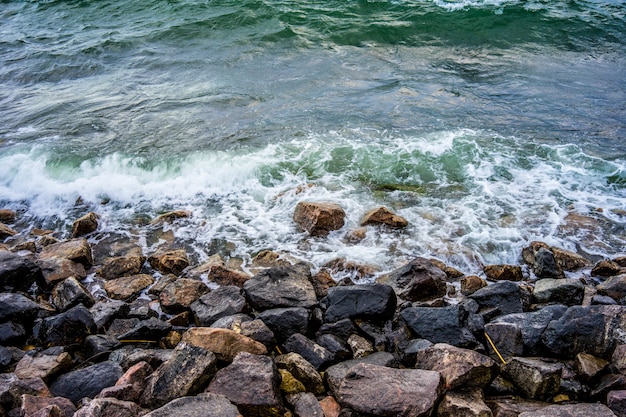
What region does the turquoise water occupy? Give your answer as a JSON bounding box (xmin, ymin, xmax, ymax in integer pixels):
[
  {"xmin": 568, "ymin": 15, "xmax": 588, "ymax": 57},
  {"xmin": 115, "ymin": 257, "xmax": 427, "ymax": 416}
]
[{"xmin": 1, "ymin": 0, "xmax": 626, "ymax": 275}]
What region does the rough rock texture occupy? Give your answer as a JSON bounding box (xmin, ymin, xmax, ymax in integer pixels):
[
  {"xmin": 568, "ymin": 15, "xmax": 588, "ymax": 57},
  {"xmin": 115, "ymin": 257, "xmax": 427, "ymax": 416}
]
[
  {"xmin": 0, "ymin": 223, "xmax": 17, "ymax": 240},
  {"xmin": 99, "ymin": 255, "xmax": 146, "ymax": 280},
  {"xmin": 593, "ymin": 260, "xmax": 623, "ymax": 278},
  {"xmin": 598, "ymin": 275, "xmax": 626, "ymax": 302},
  {"xmin": 484, "ymin": 264, "xmax": 523, "ymax": 281},
  {"xmin": 470, "ymin": 280, "xmax": 529, "ymax": 316},
  {"xmin": 39, "ymin": 239, "xmax": 94, "ymax": 268},
  {"xmin": 293, "ymin": 201, "xmax": 346, "ymax": 237},
  {"xmin": 283, "ymin": 333, "xmax": 334, "ymax": 370},
  {"xmin": 275, "ymin": 352, "xmax": 325, "ymax": 395},
  {"xmin": 73, "ymin": 398, "xmax": 146, "ymax": 417},
  {"xmin": 607, "ymin": 390, "xmax": 626, "ymax": 417},
  {"xmin": 243, "ymin": 266, "xmax": 317, "ymax": 310},
  {"xmin": 377, "ymin": 258, "xmax": 447, "ymax": 302},
  {"xmin": 325, "ymin": 352, "xmax": 395, "ymax": 395},
  {"xmin": 181, "ymin": 327, "xmax": 267, "ymax": 362},
  {"xmin": 286, "ymin": 392, "xmax": 325, "ymax": 417},
  {"xmin": 191, "ymin": 286, "xmax": 246, "ymax": 326},
  {"xmin": 141, "ymin": 394, "xmax": 241, "ymax": 417},
  {"xmin": 532, "ymin": 278, "xmax": 584, "ymax": 306},
  {"xmin": 400, "ymin": 304, "xmax": 481, "ymax": 348},
  {"xmin": 147, "ymin": 249, "xmax": 189, "ymax": 276},
  {"xmin": 517, "ymin": 403, "xmax": 617, "ymax": 417},
  {"xmin": 461, "ymin": 275, "xmax": 488, "ymax": 296},
  {"xmin": 0, "ymin": 209, "xmax": 16, "ymax": 223},
  {"xmin": 503, "ymin": 357, "xmax": 562, "ymax": 400},
  {"xmin": 49, "ymin": 361, "xmax": 123, "ymax": 404},
  {"xmin": 90, "ymin": 300, "xmax": 129, "ymax": 330},
  {"xmin": 0, "ymin": 251, "xmax": 43, "ymax": 292},
  {"xmin": 20, "ymin": 395, "xmax": 77, "ymax": 417},
  {"xmin": 104, "ymin": 274, "xmax": 154, "ymax": 301},
  {"xmin": 72, "ymin": 212, "xmax": 99, "ymax": 238},
  {"xmin": 205, "ymin": 265, "xmax": 251, "ymax": 288},
  {"xmin": 437, "ymin": 389, "xmax": 493, "ymax": 417},
  {"xmin": 51, "ymin": 277, "xmax": 95, "ymax": 311},
  {"xmin": 336, "ymin": 363, "xmax": 443, "ymax": 417},
  {"xmin": 486, "ymin": 398, "xmax": 550, "ymax": 417},
  {"xmin": 322, "ymin": 283, "xmax": 396, "ymax": 323},
  {"xmin": 360, "ymin": 206, "xmax": 408, "ymax": 228},
  {"xmin": 0, "ymin": 292, "xmax": 41, "ymax": 322},
  {"xmin": 158, "ymin": 278, "xmax": 209, "ymax": 313},
  {"xmin": 532, "ymin": 247, "xmax": 565, "ymax": 279},
  {"xmin": 14, "ymin": 348, "xmax": 73, "ymax": 382},
  {"xmin": 258, "ymin": 307, "xmax": 309, "ymax": 343},
  {"xmin": 37, "ymin": 258, "xmax": 87, "ymax": 289},
  {"xmin": 36, "ymin": 304, "xmax": 97, "ymax": 347}
]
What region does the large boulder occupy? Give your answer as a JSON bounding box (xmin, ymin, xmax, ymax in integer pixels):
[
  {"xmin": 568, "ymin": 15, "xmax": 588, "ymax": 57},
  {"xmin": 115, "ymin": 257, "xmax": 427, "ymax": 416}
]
[
  {"xmin": 400, "ymin": 304, "xmax": 481, "ymax": 348},
  {"xmin": 336, "ymin": 363, "xmax": 443, "ymax": 417},
  {"xmin": 0, "ymin": 251, "xmax": 43, "ymax": 292},
  {"xmin": 243, "ymin": 266, "xmax": 317, "ymax": 310},
  {"xmin": 148, "ymin": 249, "xmax": 189, "ymax": 276},
  {"xmin": 141, "ymin": 393, "xmax": 241, "ymax": 417},
  {"xmin": 182, "ymin": 327, "xmax": 267, "ymax": 362},
  {"xmin": 322, "ymin": 283, "xmax": 396, "ymax": 323},
  {"xmin": 503, "ymin": 357, "xmax": 562, "ymax": 400},
  {"xmin": 191, "ymin": 286, "xmax": 246, "ymax": 326},
  {"xmin": 484, "ymin": 264, "xmax": 523, "ymax": 281},
  {"xmin": 39, "ymin": 239, "xmax": 93, "ymax": 268},
  {"xmin": 532, "ymin": 278, "xmax": 584, "ymax": 306},
  {"xmin": 470, "ymin": 280, "xmax": 530, "ymax": 317},
  {"xmin": 50, "ymin": 361, "xmax": 123, "ymax": 404},
  {"xmin": 377, "ymin": 258, "xmax": 446, "ymax": 302},
  {"xmin": 37, "ymin": 258, "xmax": 86, "ymax": 289},
  {"xmin": 293, "ymin": 201, "xmax": 345, "ymax": 237},
  {"xmin": 360, "ymin": 206, "xmax": 408, "ymax": 228}
]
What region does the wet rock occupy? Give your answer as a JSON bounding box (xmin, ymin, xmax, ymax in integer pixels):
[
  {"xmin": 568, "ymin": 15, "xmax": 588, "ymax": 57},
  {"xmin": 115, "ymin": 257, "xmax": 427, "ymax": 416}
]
[
  {"xmin": 205, "ymin": 264, "xmax": 251, "ymax": 288},
  {"xmin": 72, "ymin": 212, "xmax": 99, "ymax": 238},
  {"xmin": 593, "ymin": 260, "xmax": 623, "ymax": 278},
  {"xmin": 275, "ymin": 352, "xmax": 325, "ymax": 395},
  {"xmin": 50, "ymin": 361, "xmax": 123, "ymax": 404},
  {"xmin": 400, "ymin": 304, "xmax": 481, "ymax": 348},
  {"xmin": 517, "ymin": 403, "xmax": 617, "ymax": 416},
  {"xmin": 325, "ymin": 351, "xmax": 395, "ymax": 395},
  {"xmin": 126, "ymin": 299, "xmax": 158, "ymax": 320},
  {"xmin": 181, "ymin": 327, "xmax": 267, "ymax": 362},
  {"xmin": 140, "ymin": 342, "xmax": 217, "ymax": 408},
  {"xmin": 141, "ymin": 393, "xmax": 241, "ymax": 417},
  {"xmin": 0, "ymin": 251, "xmax": 43, "ymax": 292},
  {"xmin": 414, "ymin": 343, "xmax": 497, "ymax": 390},
  {"xmin": 73, "ymin": 398, "xmax": 146, "ymax": 417},
  {"xmin": 533, "ymin": 278, "xmax": 584, "ymax": 306},
  {"xmin": 158, "ymin": 278, "xmax": 209, "ymax": 313},
  {"xmin": 37, "ymin": 258, "xmax": 86, "ymax": 289},
  {"xmin": 576, "ymin": 353, "xmax": 610, "ymax": 382},
  {"xmin": 309, "ymin": 270, "xmax": 337, "ymax": 299},
  {"xmin": 84, "ymin": 334, "xmax": 121, "ymax": 358},
  {"xmin": 503, "ymin": 357, "xmax": 562, "ymax": 400},
  {"xmin": 598, "ymin": 274, "xmax": 626, "ymax": 302},
  {"xmin": 283, "ymin": 333, "xmax": 334, "ymax": 370},
  {"xmin": 0, "ymin": 223, "xmax": 17, "ymax": 240},
  {"xmin": 377, "ymin": 257, "xmax": 446, "ymax": 302},
  {"xmin": 532, "ymin": 247, "xmax": 565, "ymax": 279},
  {"xmin": 257, "ymin": 307, "xmax": 310, "ymax": 343},
  {"xmin": 207, "ymin": 352, "xmax": 284, "ymax": 417},
  {"xmin": 607, "ymin": 390, "xmax": 626, "ymax": 417},
  {"xmin": 90, "ymin": 300, "xmax": 129, "ymax": 331},
  {"xmin": 14, "ymin": 348, "xmax": 72, "ymax": 383},
  {"xmin": 322, "ymin": 283, "xmax": 396, "ymax": 323},
  {"xmin": 0, "ymin": 293, "xmax": 41, "ymax": 322},
  {"xmin": 461, "ymin": 275, "xmax": 488, "ymax": 296},
  {"xmin": 360, "ymin": 206, "xmax": 408, "ymax": 228},
  {"xmin": 147, "ymin": 249, "xmax": 189, "ymax": 276},
  {"xmin": 286, "ymin": 392, "xmax": 325, "ymax": 417},
  {"xmin": 36, "ymin": 304, "xmax": 96, "ymax": 347},
  {"xmin": 51, "ymin": 277, "xmax": 95, "ymax": 311},
  {"xmin": 336, "ymin": 363, "xmax": 443, "ymax": 417},
  {"xmin": 20, "ymin": 395, "xmax": 77, "ymax": 417},
  {"xmin": 293, "ymin": 201, "xmax": 345, "ymax": 236},
  {"xmin": 190, "ymin": 286, "xmax": 246, "ymax": 326},
  {"xmin": 98, "ymin": 256, "xmax": 146, "ymax": 280},
  {"xmin": 470, "ymin": 280, "xmax": 530, "ymax": 317},
  {"xmin": 397, "ymin": 338, "xmax": 433, "ymax": 367},
  {"xmin": 97, "ymin": 361, "xmax": 151, "ymax": 402},
  {"xmin": 151, "ymin": 210, "xmax": 191, "ymax": 225},
  {"xmin": 437, "ymin": 388, "xmax": 493, "ymax": 417},
  {"xmin": 244, "ymin": 265, "xmax": 317, "ymax": 310},
  {"xmin": 110, "ymin": 318, "xmax": 172, "ymax": 342},
  {"xmin": 484, "ymin": 320, "xmax": 524, "ymax": 360},
  {"xmin": 542, "ymin": 305, "xmax": 626, "ymax": 358},
  {"xmin": 484, "ymin": 264, "xmax": 523, "ymax": 282},
  {"xmin": 104, "ymin": 274, "xmax": 154, "ymax": 301},
  {"xmin": 0, "ymin": 209, "xmax": 16, "ymax": 223},
  {"xmin": 39, "ymin": 239, "xmax": 94, "ymax": 268}
]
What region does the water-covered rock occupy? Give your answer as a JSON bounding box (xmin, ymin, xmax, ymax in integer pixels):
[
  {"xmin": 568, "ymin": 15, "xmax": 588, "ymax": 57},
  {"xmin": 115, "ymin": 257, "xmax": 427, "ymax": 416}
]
[
  {"xmin": 531, "ymin": 247, "xmax": 565, "ymax": 279},
  {"xmin": 39, "ymin": 239, "xmax": 94, "ymax": 268},
  {"xmin": 104, "ymin": 274, "xmax": 154, "ymax": 301},
  {"xmin": 181, "ymin": 327, "xmax": 267, "ymax": 362},
  {"xmin": 244, "ymin": 265, "xmax": 317, "ymax": 310},
  {"xmin": 50, "ymin": 361, "xmax": 123, "ymax": 404},
  {"xmin": 322, "ymin": 283, "xmax": 396, "ymax": 323},
  {"xmin": 71, "ymin": 212, "xmax": 99, "ymax": 238},
  {"xmin": 158, "ymin": 278, "xmax": 209, "ymax": 313},
  {"xmin": 0, "ymin": 251, "xmax": 43, "ymax": 292},
  {"xmin": 190, "ymin": 286, "xmax": 246, "ymax": 326},
  {"xmin": 360, "ymin": 206, "xmax": 408, "ymax": 228},
  {"xmin": 142, "ymin": 393, "xmax": 241, "ymax": 417},
  {"xmin": 51, "ymin": 276, "xmax": 95, "ymax": 311},
  {"xmin": 532, "ymin": 278, "xmax": 584, "ymax": 306},
  {"xmin": 377, "ymin": 257, "xmax": 446, "ymax": 302},
  {"xmin": 293, "ymin": 201, "xmax": 345, "ymax": 237}
]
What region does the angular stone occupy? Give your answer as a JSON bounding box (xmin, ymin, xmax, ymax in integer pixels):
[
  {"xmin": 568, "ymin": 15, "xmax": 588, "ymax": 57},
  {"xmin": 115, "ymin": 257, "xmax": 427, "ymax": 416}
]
[
  {"xmin": 286, "ymin": 392, "xmax": 325, "ymax": 417},
  {"xmin": 518, "ymin": 403, "xmax": 617, "ymax": 417},
  {"xmin": 484, "ymin": 321, "xmax": 524, "ymax": 360},
  {"xmin": 532, "ymin": 278, "xmax": 584, "ymax": 306},
  {"xmin": 279, "ymin": 369, "xmax": 306, "ymax": 395},
  {"xmin": 158, "ymin": 278, "xmax": 209, "ymax": 313},
  {"xmin": 148, "ymin": 249, "xmax": 189, "ymax": 276},
  {"xmin": 37, "ymin": 258, "xmax": 86, "ymax": 289},
  {"xmin": 50, "ymin": 361, "xmax": 123, "ymax": 404},
  {"xmin": 104, "ymin": 274, "xmax": 154, "ymax": 301},
  {"xmin": 461, "ymin": 275, "xmax": 488, "ymax": 296},
  {"xmin": 90, "ymin": 300, "xmax": 129, "ymax": 330},
  {"xmin": 326, "ymin": 353, "xmax": 396, "ymax": 395},
  {"xmin": 484, "ymin": 264, "xmax": 523, "ymax": 281},
  {"xmin": 111, "ymin": 318, "xmax": 171, "ymax": 342},
  {"xmin": 348, "ymin": 334, "xmax": 373, "ymax": 358},
  {"xmin": 151, "ymin": 210, "xmax": 191, "ymax": 224},
  {"xmin": 319, "ymin": 396, "xmax": 341, "ymax": 417},
  {"xmin": 323, "ymin": 283, "xmax": 396, "ymax": 323},
  {"xmin": 96, "ymin": 383, "xmax": 142, "ymax": 403},
  {"xmin": 0, "ymin": 251, "xmax": 43, "ymax": 292},
  {"xmin": 39, "ymin": 239, "xmax": 93, "ymax": 267},
  {"xmin": 98, "ymin": 256, "xmax": 146, "ymax": 280},
  {"xmin": 72, "ymin": 212, "xmax": 99, "ymax": 238},
  {"xmin": 51, "ymin": 276, "xmax": 95, "ymax": 311},
  {"xmin": 190, "ymin": 286, "xmax": 245, "ymax": 326},
  {"xmin": 592, "ymin": 260, "xmax": 623, "ymax": 277},
  {"xmin": 598, "ymin": 274, "xmax": 626, "ymax": 302},
  {"xmin": 0, "ymin": 293, "xmax": 41, "ymax": 322},
  {"xmin": 181, "ymin": 327, "xmax": 267, "ymax": 362},
  {"xmin": 309, "ymin": 269, "xmax": 336, "ymax": 299},
  {"xmin": 108, "ymin": 348, "xmax": 173, "ymax": 370},
  {"xmin": 244, "ymin": 266, "xmax": 317, "ymax": 310},
  {"xmin": 400, "ymin": 304, "xmax": 480, "ymax": 348},
  {"xmin": 140, "ymin": 342, "xmax": 217, "ymax": 408},
  {"xmin": 470, "ymin": 280, "xmax": 529, "ymax": 317},
  {"xmin": 414, "ymin": 343, "xmax": 497, "ymax": 390},
  {"xmin": 238, "ymin": 319, "xmax": 275, "ymax": 348},
  {"xmin": 552, "ymin": 247, "xmax": 590, "ymax": 271},
  {"xmin": 293, "ymin": 201, "xmax": 345, "ymax": 237},
  {"xmin": 337, "ymin": 363, "xmax": 443, "ymax": 417},
  {"xmin": 0, "ymin": 321, "xmax": 26, "ymax": 345},
  {"xmin": 73, "ymin": 397, "xmax": 145, "ymax": 417},
  {"xmin": 531, "ymin": 247, "xmax": 565, "ymax": 279},
  {"xmin": 14, "ymin": 348, "xmax": 72, "ymax": 383},
  {"xmin": 0, "ymin": 223, "xmax": 17, "ymax": 240},
  {"xmin": 360, "ymin": 206, "xmax": 408, "ymax": 228},
  {"xmin": 437, "ymin": 388, "xmax": 493, "ymax": 417},
  {"xmin": 503, "ymin": 357, "xmax": 562, "ymax": 400},
  {"xmin": 591, "ymin": 373, "xmax": 626, "ymax": 398},
  {"xmin": 613, "ymin": 344, "xmax": 626, "ymax": 374},
  {"xmin": 0, "ymin": 209, "xmax": 16, "ymax": 223},
  {"xmin": 21, "ymin": 395, "xmax": 77, "ymax": 417},
  {"xmin": 37, "ymin": 304, "xmax": 97, "ymax": 347},
  {"xmin": 377, "ymin": 258, "xmax": 446, "ymax": 302},
  {"xmin": 275, "ymin": 353, "xmax": 325, "ymax": 395},
  {"xmin": 141, "ymin": 393, "xmax": 241, "ymax": 417},
  {"xmin": 316, "ymin": 334, "xmax": 351, "ymax": 362},
  {"xmin": 258, "ymin": 307, "xmax": 310, "ymax": 343},
  {"xmin": 576, "ymin": 353, "xmax": 610, "ymax": 382},
  {"xmin": 607, "ymin": 390, "xmax": 626, "ymax": 417},
  {"xmin": 207, "ymin": 352, "xmax": 284, "ymax": 417},
  {"xmin": 206, "ymin": 264, "xmax": 251, "ymax": 288},
  {"xmin": 0, "ymin": 374, "xmax": 51, "ymax": 410},
  {"xmin": 283, "ymin": 333, "xmax": 333, "ymax": 370},
  {"xmin": 486, "ymin": 398, "xmax": 551, "ymax": 417}
]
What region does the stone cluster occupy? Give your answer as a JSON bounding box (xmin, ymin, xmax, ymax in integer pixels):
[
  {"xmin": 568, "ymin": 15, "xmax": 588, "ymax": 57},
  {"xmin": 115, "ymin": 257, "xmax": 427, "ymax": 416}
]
[{"xmin": 1, "ymin": 203, "xmax": 626, "ymax": 417}]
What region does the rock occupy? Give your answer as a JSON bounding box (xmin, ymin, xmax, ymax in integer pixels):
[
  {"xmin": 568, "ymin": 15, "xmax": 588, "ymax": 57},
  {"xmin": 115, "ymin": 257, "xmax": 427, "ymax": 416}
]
[
  {"xmin": 283, "ymin": 333, "xmax": 334, "ymax": 370},
  {"xmin": 437, "ymin": 388, "xmax": 493, "ymax": 417},
  {"xmin": 319, "ymin": 396, "xmax": 341, "ymax": 417},
  {"xmin": 484, "ymin": 321, "xmax": 523, "ymax": 360},
  {"xmin": 591, "ymin": 373, "xmax": 626, "ymax": 398},
  {"xmin": 286, "ymin": 392, "xmax": 325, "ymax": 417},
  {"xmin": 598, "ymin": 274, "xmax": 626, "ymax": 302},
  {"xmin": 518, "ymin": 403, "xmax": 617, "ymax": 417},
  {"xmin": 503, "ymin": 357, "xmax": 562, "ymax": 400},
  {"xmin": 593, "ymin": 260, "xmax": 623, "ymax": 277},
  {"xmin": 20, "ymin": 395, "xmax": 77, "ymax": 417},
  {"xmin": 377, "ymin": 258, "xmax": 446, "ymax": 302},
  {"xmin": 542, "ymin": 305, "xmax": 626, "ymax": 358},
  {"xmin": 90, "ymin": 300, "xmax": 129, "ymax": 331},
  {"xmin": 36, "ymin": 304, "xmax": 96, "ymax": 347},
  {"xmin": 0, "ymin": 223, "xmax": 17, "ymax": 240},
  {"xmin": 108, "ymin": 348, "xmax": 172, "ymax": 370},
  {"xmin": 151, "ymin": 210, "xmax": 191, "ymax": 224},
  {"xmin": 429, "ymin": 259, "xmax": 465, "ymax": 280},
  {"xmin": 316, "ymin": 318, "xmax": 358, "ymax": 340},
  {"xmin": 109, "ymin": 318, "xmax": 171, "ymax": 342},
  {"xmin": 607, "ymin": 390, "xmax": 626, "ymax": 417},
  {"xmin": 486, "ymin": 398, "xmax": 551, "ymax": 417},
  {"xmin": 190, "ymin": 286, "xmax": 246, "ymax": 326},
  {"xmin": 142, "ymin": 394, "xmax": 241, "ymax": 417},
  {"xmin": 309, "ymin": 270, "xmax": 336, "ymax": 299},
  {"xmin": 208, "ymin": 352, "xmax": 284, "ymax": 416},
  {"xmin": 576, "ymin": 353, "xmax": 610, "ymax": 382},
  {"xmin": 244, "ymin": 266, "xmax": 317, "ymax": 310},
  {"xmin": 0, "ymin": 374, "xmax": 51, "ymax": 410},
  {"xmin": 322, "ymin": 283, "xmax": 396, "ymax": 323},
  {"xmin": 181, "ymin": 327, "xmax": 267, "ymax": 362},
  {"xmin": 325, "ymin": 351, "xmax": 395, "ymax": 395},
  {"xmin": 461, "ymin": 275, "xmax": 488, "ymax": 295},
  {"xmin": 400, "ymin": 304, "xmax": 481, "ymax": 348},
  {"xmin": 0, "ymin": 322, "xmax": 26, "ymax": 345},
  {"xmin": 396, "ymin": 338, "xmax": 433, "ymax": 367},
  {"xmin": 532, "ymin": 247, "xmax": 565, "ymax": 279},
  {"xmin": 73, "ymin": 398, "xmax": 145, "ymax": 417},
  {"xmin": 484, "ymin": 264, "xmax": 523, "ymax": 281},
  {"xmin": 522, "ymin": 242, "xmax": 589, "ymax": 272},
  {"xmin": 148, "ymin": 249, "xmax": 189, "ymax": 276},
  {"xmin": 116, "ymin": 360, "xmax": 153, "ymax": 387},
  {"xmin": 613, "ymin": 344, "xmax": 626, "ymax": 374},
  {"xmin": 275, "ymin": 352, "xmax": 325, "ymax": 395},
  {"xmin": 37, "ymin": 258, "xmax": 86, "ymax": 289},
  {"xmin": 104, "ymin": 274, "xmax": 154, "ymax": 301},
  {"xmin": 140, "ymin": 342, "xmax": 217, "ymax": 408},
  {"xmin": 237, "ymin": 319, "xmax": 275, "ymax": 348},
  {"xmin": 39, "ymin": 239, "xmax": 93, "ymax": 268},
  {"xmin": 414, "ymin": 343, "xmax": 497, "ymax": 390},
  {"xmin": 0, "ymin": 210, "xmax": 16, "ymax": 223},
  {"xmin": 470, "ymin": 280, "xmax": 530, "ymax": 317},
  {"xmin": 533, "ymin": 278, "xmax": 584, "ymax": 306},
  {"xmin": 336, "ymin": 363, "xmax": 443, "ymax": 417},
  {"xmin": 0, "ymin": 293, "xmax": 41, "ymax": 322},
  {"xmin": 98, "ymin": 256, "xmax": 146, "ymax": 280},
  {"xmin": 50, "ymin": 361, "xmax": 123, "ymax": 404},
  {"xmin": 360, "ymin": 206, "xmax": 408, "ymax": 228},
  {"xmin": 205, "ymin": 265, "xmax": 251, "ymax": 288},
  {"xmin": 14, "ymin": 348, "xmax": 72, "ymax": 383},
  {"xmin": 158, "ymin": 278, "xmax": 209, "ymax": 313},
  {"xmin": 279, "ymin": 368, "xmax": 306, "ymax": 394},
  {"xmin": 347, "ymin": 334, "xmax": 373, "ymax": 358},
  {"xmin": 72, "ymin": 212, "xmax": 99, "ymax": 238},
  {"xmin": 257, "ymin": 307, "xmax": 310, "ymax": 343},
  {"xmin": 96, "ymin": 360, "xmax": 151, "ymax": 402},
  {"xmin": 316, "ymin": 334, "xmax": 351, "ymax": 362},
  {"xmin": 0, "ymin": 251, "xmax": 43, "ymax": 292},
  {"xmin": 51, "ymin": 277, "xmax": 95, "ymax": 311},
  {"xmin": 293, "ymin": 201, "xmax": 345, "ymax": 236}
]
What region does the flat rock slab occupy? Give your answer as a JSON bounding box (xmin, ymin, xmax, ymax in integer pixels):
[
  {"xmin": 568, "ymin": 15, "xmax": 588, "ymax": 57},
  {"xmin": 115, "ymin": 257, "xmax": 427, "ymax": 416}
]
[
  {"xmin": 182, "ymin": 327, "xmax": 267, "ymax": 362},
  {"xmin": 142, "ymin": 394, "xmax": 242, "ymax": 417},
  {"xmin": 322, "ymin": 283, "xmax": 396, "ymax": 323},
  {"xmin": 39, "ymin": 239, "xmax": 93, "ymax": 267}
]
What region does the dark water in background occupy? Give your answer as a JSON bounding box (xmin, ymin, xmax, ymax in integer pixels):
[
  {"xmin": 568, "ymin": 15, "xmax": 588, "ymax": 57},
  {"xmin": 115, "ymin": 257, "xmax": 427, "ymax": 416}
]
[{"xmin": 1, "ymin": 0, "xmax": 626, "ymax": 276}]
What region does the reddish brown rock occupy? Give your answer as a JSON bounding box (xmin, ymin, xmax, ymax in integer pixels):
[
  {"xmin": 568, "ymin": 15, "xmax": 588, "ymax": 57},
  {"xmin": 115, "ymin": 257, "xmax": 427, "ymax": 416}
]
[
  {"xmin": 0, "ymin": 209, "xmax": 16, "ymax": 223},
  {"xmin": 437, "ymin": 388, "xmax": 493, "ymax": 417},
  {"xmin": 37, "ymin": 258, "xmax": 86, "ymax": 289},
  {"xmin": 293, "ymin": 201, "xmax": 345, "ymax": 237},
  {"xmin": 484, "ymin": 264, "xmax": 523, "ymax": 282},
  {"xmin": 592, "ymin": 260, "xmax": 623, "ymax": 277},
  {"xmin": 20, "ymin": 395, "xmax": 77, "ymax": 417},
  {"xmin": 148, "ymin": 249, "xmax": 189, "ymax": 276},
  {"xmin": 39, "ymin": 239, "xmax": 94, "ymax": 268},
  {"xmin": 309, "ymin": 269, "xmax": 337, "ymax": 299},
  {"xmin": 104, "ymin": 274, "xmax": 154, "ymax": 301},
  {"xmin": 360, "ymin": 206, "xmax": 408, "ymax": 228},
  {"xmin": 151, "ymin": 210, "xmax": 191, "ymax": 224},
  {"xmin": 71, "ymin": 212, "xmax": 99, "ymax": 238},
  {"xmin": 319, "ymin": 396, "xmax": 341, "ymax": 417},
  {"xmin": 182, "ymin": 327, "xmax": 268, "ymax": 362},
  {"xmin": 0, "ymin": 223, "xmax": 17, "ymax": 240},
  {"xmin": 159, "ymin": 278, "xmax": 209, "ymax": 313},
  {"xmin": 461, "ymin": 275, "xmax": 488, "ymax": 295},
  {"xmin": 14, "ymin": 350, "xmax": 73, "ymax": 383},
  {"xmin": 98, "ymin": 256, "xmax": 146, "ymax": 280},
  {"xmin": 206, "ymin": 264, "xmax": 251, "ymax": 288}
]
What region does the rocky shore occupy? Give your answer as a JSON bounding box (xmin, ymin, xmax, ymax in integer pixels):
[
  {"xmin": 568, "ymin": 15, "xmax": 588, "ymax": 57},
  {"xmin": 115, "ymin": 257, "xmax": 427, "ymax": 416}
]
[{"xmin": 1, "ymin": 202, "xmax": 626, "ymax": 417}]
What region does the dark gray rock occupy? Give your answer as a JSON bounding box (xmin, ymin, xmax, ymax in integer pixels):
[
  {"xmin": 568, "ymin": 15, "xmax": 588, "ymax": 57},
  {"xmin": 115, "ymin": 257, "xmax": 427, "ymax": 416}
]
[
  {"xmin": 51, "ymin": 277, "xmax": 95, "ymax": 311},
  {"xmin": 142, "ymin": 393, "xmax": 241, "ymax": 417},
  {"xmin": 400, "ymin": 304, "xmax": 481, "ymax": 348},
  {"xmin": 598, "ymin": 274, "xmax": 626, "ymax": 302},
  {"xmin": 283, "ymin": 333, "xmax": 334, "ymax": 370},
  {"xmin": 111, "ymin": 317, "xmax": 172, "ymax": 342},
  {"xmin": 503, "ymin": 357, "xmax": 562, "ymax": 400},
  {"xmin": 258, "ymin": 307, "xmax": 310, "ymax": 342},
  {"xmin": 50, "ymin": 361, "xmax": 123, "ymax": 404},
  {"xmin": 316, "ymin": 318, "xmax": 358, "ymax": 340},
  {"xmin": 376, "ymin": 257, "xmax": 447, "ymax": 302},
  {"xmin": 108, "ymin": 348, "xmax": 173, "ymax": 370},
  {"xmin": 485, "ymin": 320, "xmax": 524, "ymax": 360},
  {"xmin": 238, "ymin": 319, "xmax": 275, "ymax": 348},
  {"xmin": 243, "ymin": 265, "xmax": 317, "ymax": 310},
  {"xmin": 397, "ymin": 338, "xmax": 434, "ymax": 367},
  {"xmin": 0, "ymin": 293, "xmax": 41, "ymax": 322},
  {"xmin": 533, "ymin": 247, "xmax": 565, "ymax": 279},
  {"xmin": 0, "ymin": 251, "xmax": 43, "ymax": 292},
  {"xmin": 315, "ymin": 333, "xmax": 351, "ymax": 361},
  {"xmin": 0, "ymin": 322, "xmax": 26, "ymax": 345},
  {"xmin": 191, "ymin": 286, "xmax": 246, "ymax": 326},
  {"xmin": 322, "ymin": 283, "xmax": 396, "ymax": 323},
  {"xmin": 286, "ymin": 392, "xmax": 325, "ymax": 417},
  {"xmin": 470, "ymin": 280, "xmax": 530, "ymax": 317},
  {"xmin": 325, "ymin": 351, "xmax": 395, "ymax": 395},
  {"xmin": 607, "ymin": 390, "xmax": 626, "ymax": 417},
  {"xmin": 36, "ymin": 304, "xmax": 96, "ymax": 347},
  {"xmin": 84, "ymin": 334, "xmax": 122, "ymax": 358},
  {"xmin": 533, "ymin": 278, "xmax": 584, "ymax": 306},
  {"xmin": 90, "ymin": 300, "xmax": 130, "ymax": 331}
]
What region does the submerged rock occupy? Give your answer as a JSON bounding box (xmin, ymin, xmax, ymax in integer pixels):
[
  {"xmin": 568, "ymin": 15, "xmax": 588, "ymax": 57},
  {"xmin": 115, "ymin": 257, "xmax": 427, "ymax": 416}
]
[
  {"xmin": 360, "ymin": 206, "xmax": 408, "ymax": 228},
  {"xmin": 71, "ymin": 212, "xmax": 99, "ymax": 238}
]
